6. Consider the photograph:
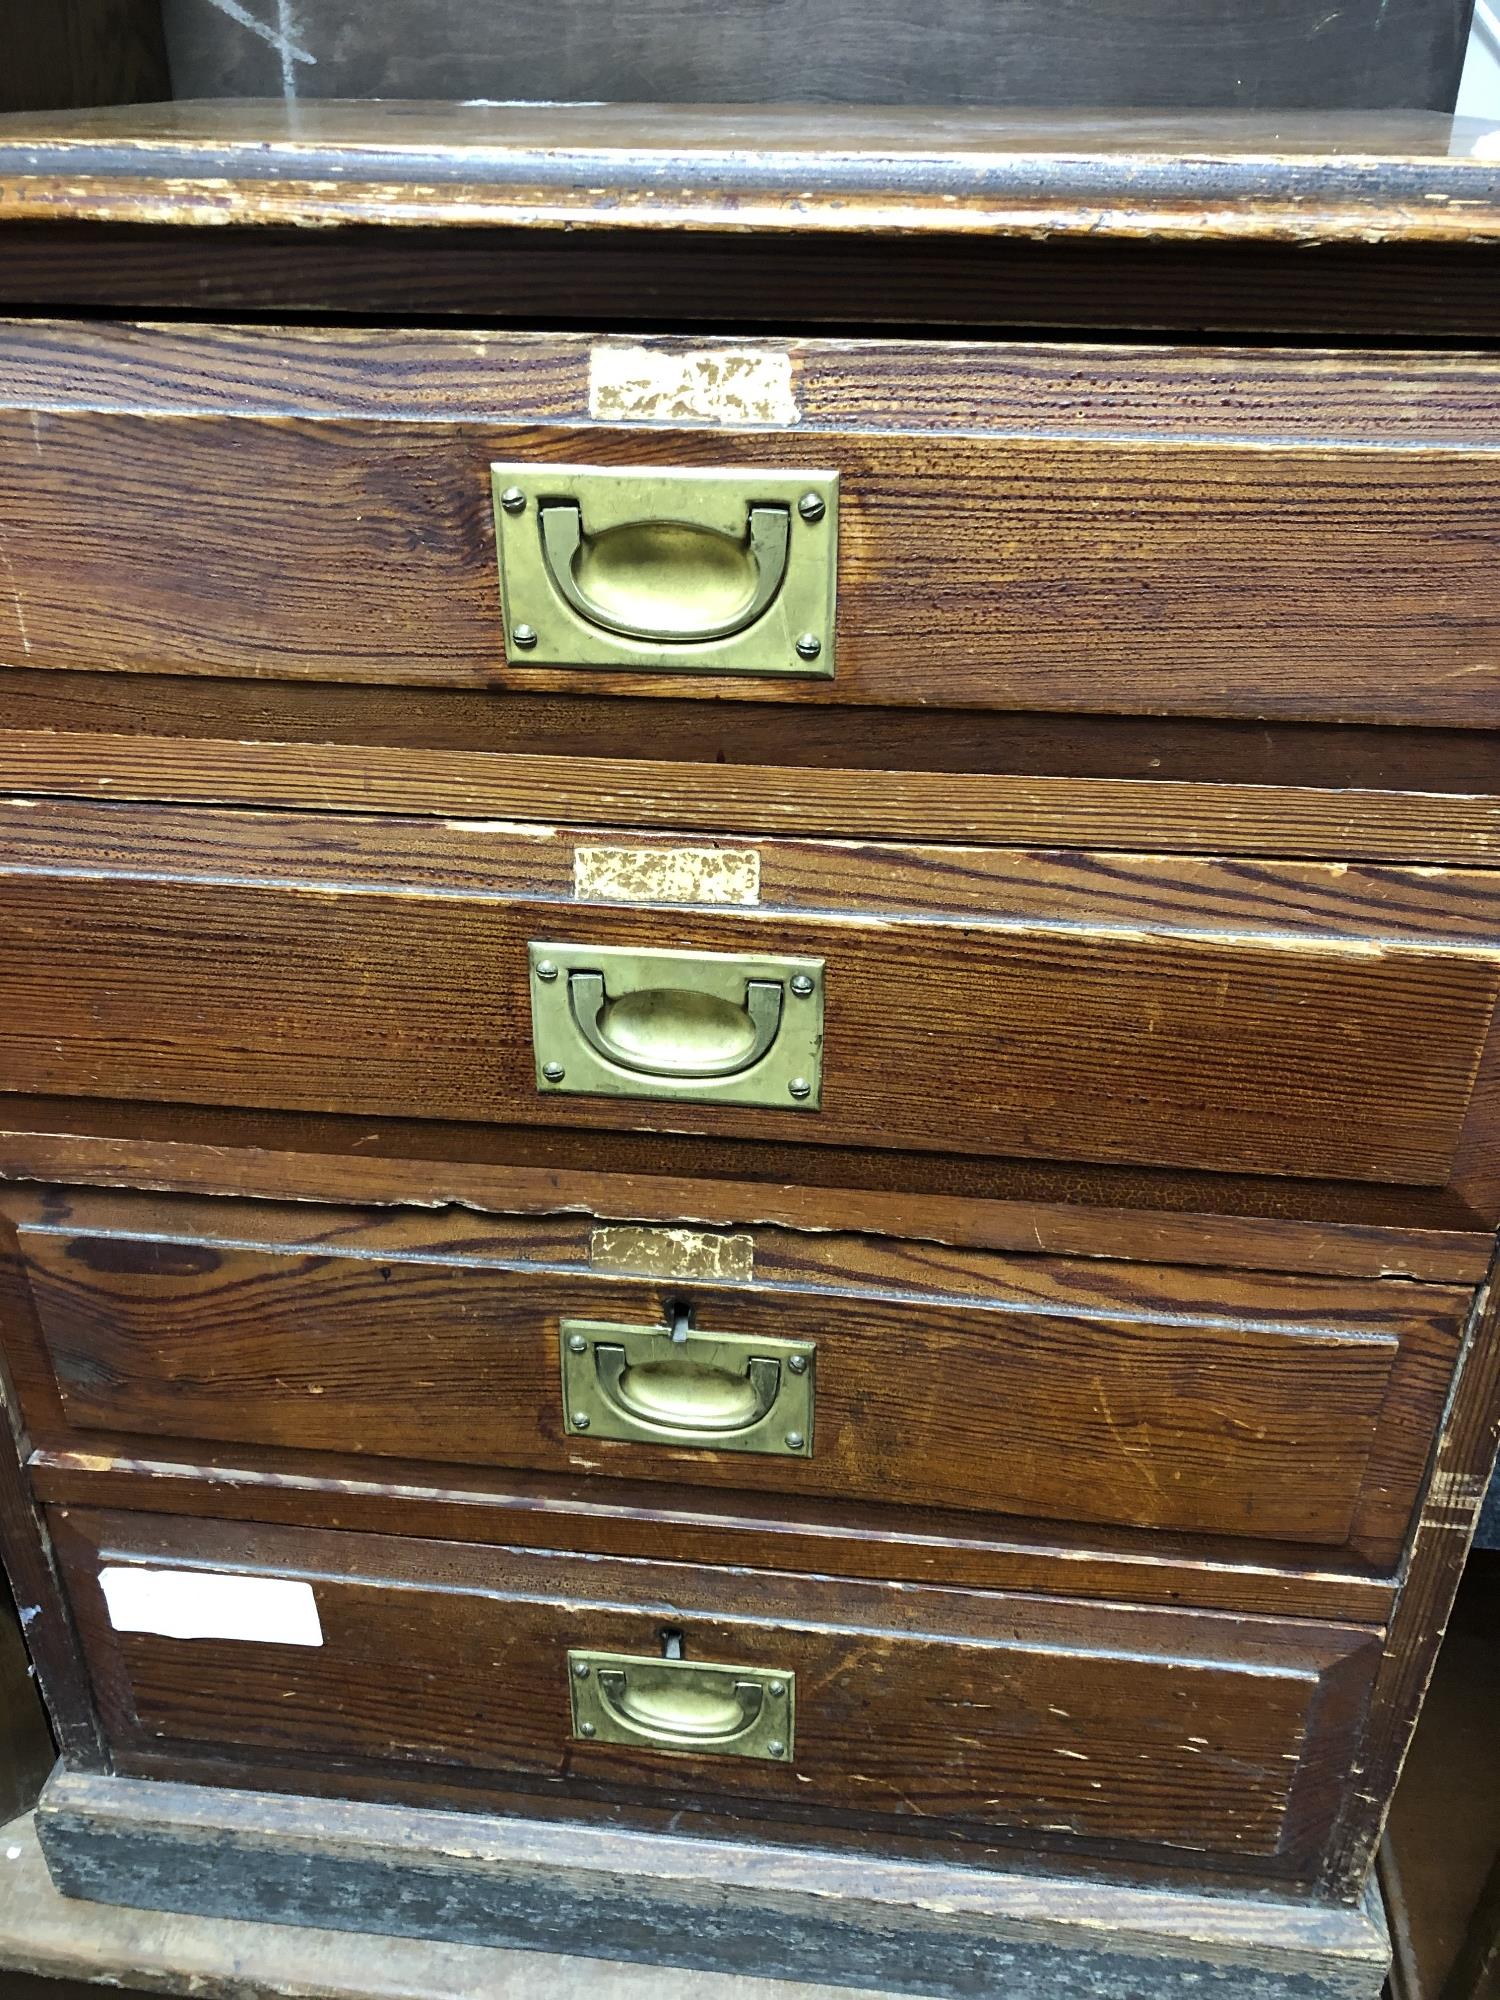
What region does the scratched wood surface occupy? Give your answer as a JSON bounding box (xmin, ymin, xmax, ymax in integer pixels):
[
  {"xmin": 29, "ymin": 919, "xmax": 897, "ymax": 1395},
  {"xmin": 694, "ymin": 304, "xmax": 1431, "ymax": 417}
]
[
  {"xmin": 8, "ymin": 1188, "xmax": 1469, "ymax": 1564},
  {"xmin": 8, "ymin": 735, "xmax": 1500, "ymax": 862},
  {"xmin": 0, "ymin": 1092, "xmax": 1490, "ymax": 1284},
  {"xmin": 0, "ymin": 98, "xmax": 1492, "ymax": 1967},
  {"xmin": 49, "ymin": 1505, "xmax": 1381, "ymax": 1885},
  {"xmin": 3, "ymin": 223, "xmax": 1498, "ymax": 339},
  {"xmin": 0, "ymin": 801, "xmax": 1494, "ymax": 1187},
  {"xmin": 2, "ymin": 324, "xmax": 1500, "ymax": 723},
  {"xmin": 0, "ymin": 1190, "xmax": 1408, "ymax": 1637},
  {"xmin": 7, "ymin": 664, "xmax": 1500, "ymax": 799},
  {"xmin": 24, "ymin": 1446, "xmax": 1398, "ymax": 1625},
  {"xmin": 0, "ymin": 1801, "xmax": 932, "ymax": 2000},
  {"xmin": 26, "ymin": 1774, "xmax": 1396, "ymax": 1999},
  {"xmin": 0, "ymin": 103, "xmax": 1495, "ymax": 240}
]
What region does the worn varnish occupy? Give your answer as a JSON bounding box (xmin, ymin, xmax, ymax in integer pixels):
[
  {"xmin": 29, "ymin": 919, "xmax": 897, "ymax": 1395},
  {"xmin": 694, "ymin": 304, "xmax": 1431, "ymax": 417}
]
[
  {"xmin": 2, "ymin": 324, "xmax": 1500, "ymax": 723},
  {"xmin": 50, "ymin": 1506, "xmax": 1381, "ymax": 1882},
  {"xmin": 0, "ymin": 1093, "xmax": 1492, "ymax": 1284},
  {"xmin": 0, "ymin": 103, "xmax": 1496, "ymax": 242},
  {"xmin": 5, "ymin": 1188, "xmax": 1470, "ymax": 1563},
  {"xmin": 25, "ymin": 1775, "xmax": 1396, "ymax": 2000},
  {"xmin": 0, "ymin": 102, "xmax": 1496, "ymax": 1989},
  {"xmin": 0, "ymin": 800, "xmax": 1493, "ymax": 1188}
]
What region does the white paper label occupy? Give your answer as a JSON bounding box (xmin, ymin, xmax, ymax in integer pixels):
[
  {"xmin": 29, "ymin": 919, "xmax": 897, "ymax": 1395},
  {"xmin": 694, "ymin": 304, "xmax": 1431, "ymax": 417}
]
[{"xmin": 99, "ymin": 1567, "xmax": 324, "ymax": 1647}]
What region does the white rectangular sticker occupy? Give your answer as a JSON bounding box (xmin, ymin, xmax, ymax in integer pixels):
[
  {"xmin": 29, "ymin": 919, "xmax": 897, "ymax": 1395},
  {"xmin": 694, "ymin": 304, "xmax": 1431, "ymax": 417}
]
[{"xmin": 99, "ymin": 1567, "xmax": 324, "ymax": 1647}]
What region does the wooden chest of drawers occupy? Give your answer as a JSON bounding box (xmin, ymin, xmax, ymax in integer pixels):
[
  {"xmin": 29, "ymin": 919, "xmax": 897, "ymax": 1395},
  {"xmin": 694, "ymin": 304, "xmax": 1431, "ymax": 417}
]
[{"xmin": 0, "ymin": 99, "xmax": 1497, "ymax": 2000}]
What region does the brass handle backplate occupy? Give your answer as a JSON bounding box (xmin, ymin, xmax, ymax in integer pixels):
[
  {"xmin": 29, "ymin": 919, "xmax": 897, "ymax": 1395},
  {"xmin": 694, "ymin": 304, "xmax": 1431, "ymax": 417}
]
[
  {"xmin": 492, "ymin": 463, "xmax": 838, "ymax": 678},
  {"xmin": 569, "ymin": 1649, "xmax": 795, "ymax": 1761},
  {"xmin": 529, "ymin": 942, "xmax": 824, "ymax": 1110},
  {"xmin": 561, "ymin": 1311, "xmax": 815, "ymax": 1455}
]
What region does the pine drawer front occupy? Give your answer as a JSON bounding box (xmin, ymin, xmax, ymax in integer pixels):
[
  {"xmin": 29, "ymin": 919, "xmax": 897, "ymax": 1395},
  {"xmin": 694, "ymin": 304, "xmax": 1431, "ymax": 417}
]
[
  {"xmin": 13, "ymin": 1191, "xmax": 1467, "ymax": 1567},
  {"xmin": 0, "ymin": 800, "xmax": 1495, "ymax": 1191},
  {"xmin": 53, "ymin": 1508, "xmax": 1381, "ymax": 1885},
  {"xmin": 1, "ymin": 322, "xmax": 1499, "ymax": 727}
]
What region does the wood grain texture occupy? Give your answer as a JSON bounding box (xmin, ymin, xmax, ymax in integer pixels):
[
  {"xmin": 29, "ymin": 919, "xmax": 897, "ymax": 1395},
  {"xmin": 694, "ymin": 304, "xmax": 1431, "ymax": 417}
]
[
  {"xmin": 8, "ymin": 735, "xmax": 1500, "ymax": 862},
  {"xmin": 36, "ymin": 1274, "xmax": 1407, "ymax": 1549},
  {"xmin": 7, "ymin": 796, "xmax": 1500, "ymax": 940},
  {"xmin": 0, "ymin": 103, "xmax": 1495, "ymax": 241},
  {"xmin": 3, "ymin": 224, "xmax": 1498, "ymax": 340},
  {"xmin": 50, "ymin": 1506, "xmax": 1383, "ymax": 1883},
  {"xmin": 26, "ymin": 1446, "xmax": 1397, "ymax": 1624},
  {"xmin": 0, "ymin": 1094, "xmax": 1489, "ymax": 1284},
  {"xmin": 8, "ymin": 1188, "xmax": 1469, "ymax": 1563},
  {"xmin": 10, "ymin": 321, "xmax": 1500, "ymax": 440},
  {"xmin": 3, "ymin": 322, "xmax": 1500, "ymax": 722},
  {"xmin": 0, "ymin": 801, "xmax": 1493, "ymax": 1186},
  {"xmin": 6, "ymin": 664, "xmax": 1500, "ymax": 799}
]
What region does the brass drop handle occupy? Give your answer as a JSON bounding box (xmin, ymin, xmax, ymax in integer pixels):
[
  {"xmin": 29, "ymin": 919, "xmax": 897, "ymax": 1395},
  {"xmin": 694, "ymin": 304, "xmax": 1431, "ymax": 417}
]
[
  {"xmin": 539, "ymin": 500, "xmax": 792, "ymax": 644},
  {"xmin": 561, "ymin": 1312, "xmax": 815, "ymax": 1458},
  {"xmin": 593, "ymin": 1342, "xmax": 782, "ymax": 1439},
  {"xmin": 530, "ymin": 942, "xmax": 823, "ymax": 1111},
  {"xmin": 569, "ymin": 1650, "xmax": 794, "ymax": 1760},
  {"xmin": 568, "ymin": 969, "xmax": 784, "ymax": 1080}
]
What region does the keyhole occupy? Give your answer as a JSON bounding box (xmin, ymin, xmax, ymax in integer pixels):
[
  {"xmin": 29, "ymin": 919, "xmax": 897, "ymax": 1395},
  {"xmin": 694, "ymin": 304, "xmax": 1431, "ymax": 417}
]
[{"xmin": 660, "ymin": 1626, "xmax": 685, "ymax": 1660}]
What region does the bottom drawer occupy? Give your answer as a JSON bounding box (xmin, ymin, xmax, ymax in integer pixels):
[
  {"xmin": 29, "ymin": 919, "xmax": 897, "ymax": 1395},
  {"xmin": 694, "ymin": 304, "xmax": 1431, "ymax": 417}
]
[{"xmin": 53, "ymin": 1508, "xmax": 1379, "ymax": 1886}]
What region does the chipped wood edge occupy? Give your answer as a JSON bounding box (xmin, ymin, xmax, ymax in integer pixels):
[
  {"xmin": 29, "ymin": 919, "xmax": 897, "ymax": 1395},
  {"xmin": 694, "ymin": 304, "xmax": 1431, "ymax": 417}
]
[
  {"xmin": 1, "ymin": 156, "xmax": 1499, "ymax": 244},
  {"xmin": 0, "ymin": 1118, "xmax": 1488, "ymax": 1283},
  {"xmin": 0, "ymin": 1802, "xmax": 831, "ymax": 2000},
  {"xmin": 4, "ymin": 734, "xmax": 1500, "ymax": 862}
]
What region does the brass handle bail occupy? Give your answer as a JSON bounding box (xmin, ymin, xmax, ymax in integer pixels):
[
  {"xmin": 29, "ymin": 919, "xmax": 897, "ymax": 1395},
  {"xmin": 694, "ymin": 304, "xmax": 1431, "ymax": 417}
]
[
  {"xmin": 593, "ymin": 1342, "xmax": 783, "ymax": 1438},
  {"xmin": 539, "ymin": 500, "xmax": 792, "ymax": 644},
  {"xmin": 568, "ymin": 968, "xmax": 784, "ymax": 1081},
  {"xmin": 569, "ymin": 1648, "xmax": 795, "ymax": 1761}
]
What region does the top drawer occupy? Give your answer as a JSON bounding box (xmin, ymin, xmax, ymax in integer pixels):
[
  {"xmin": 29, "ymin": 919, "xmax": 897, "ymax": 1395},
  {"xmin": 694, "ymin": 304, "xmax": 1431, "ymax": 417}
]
[{"xmin": 2, "ymin": 322, "xmax": 1499, "ymax": 727}]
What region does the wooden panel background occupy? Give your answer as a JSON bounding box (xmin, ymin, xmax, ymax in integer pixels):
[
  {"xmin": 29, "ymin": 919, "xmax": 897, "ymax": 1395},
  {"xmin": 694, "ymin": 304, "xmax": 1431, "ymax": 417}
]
[
  {"xmin": 10, "ymin": 1189, "xmax": 1470, "ymax": 1562},
  {"xmin": 0, "ymin": 323, "xmax": 1498, "ymax": 727},
  {"xmin": 0, "ymin": 805, "xmax": 1494, "ymax": 1185},
  {"xmin": 51, "ymin": 1507, "xmax": 1383, "ymax": 1884},
  {"xmin": 2, "ymin": 380, "xmax": 1499, "ymax": 723}
]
